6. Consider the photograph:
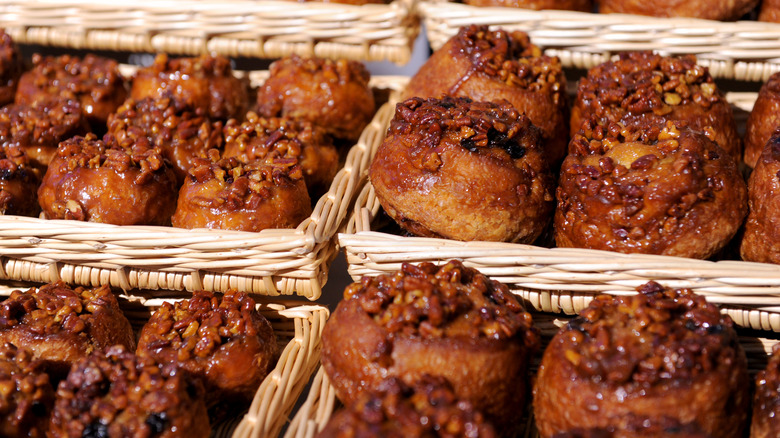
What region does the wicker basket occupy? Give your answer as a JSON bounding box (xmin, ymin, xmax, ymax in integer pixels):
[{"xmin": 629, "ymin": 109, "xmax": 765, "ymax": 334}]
[
  {"xmin": 338, "ymin": 88, "xmax": 780, "ymax": 332},
  {"xmin": 285, "ymin": 312, "xmax": 780, "ymax": 436},
  {"xmin": 420, "ymin": 1, "xmax": 780, "ymax": 82},
  {"xmin": 0, "ymin": 0, "xmax": 419, "ymax": 65},
  {"xmin": 0, "ymin": 282, "xmax": 329, "ymax": 438},
  {"xmin": 0, "ymin": 72, "xmax": 408, "ymax": 300}
]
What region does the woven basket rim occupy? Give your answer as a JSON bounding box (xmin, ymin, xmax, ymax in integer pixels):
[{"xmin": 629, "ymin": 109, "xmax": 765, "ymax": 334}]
[{"xmin": 420, "ymin": 1, "xmax": 780, "ymax": 81}]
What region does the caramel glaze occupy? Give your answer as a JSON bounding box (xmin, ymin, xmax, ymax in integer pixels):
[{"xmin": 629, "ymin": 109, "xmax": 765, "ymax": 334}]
[
  {"xmin": 256, "ymin": 55, "xmax": 375, "ymax": 144},
  {"xmin": 107, "ymin": 97, "xmax": 224, "ymax": 185},
  {"xmin": 740, "ymin": 132, "xmax": 780, "ymax": 264},
  {"xmin": 317, "ymin": 376, "xmax": 497, "ymax": 438},
  {"xmin": 403, "ymin": 25, "xmax": 568, "ymax": 165},
  {"xmin": 571, "ymin": 52, "xmax": 740, "ymax": 160},
  {"xmin": 16, "ymin": 54, "xmax": 127, "ymax": 130},
  {"xmin": 464, "ymin": 0, "xmax": 591, "ymax": 12},
  {"xmin": 223, "ymin": 112, "xmax": 339, "ymax": 198},
  {"xmin": 370, "ymin": 96, "xmax": 555, "ymax": 243},
  {"xmin": 0, "ymin": 343, "xmax": 54, "ymax": 438},
  {"xmin": 0, "ymin": 145, "xmax": 41, "ymax": 217},
  {"xmin": 0, "ymin": 281, "xmax": 135, "ymax": 381},
  {"xmin": 321, "ymin": 260, "xmax": 539, "ymax": 435},
  {"xmin": 598, "ymin": 0, "xmax": 758, "ymax": 20},
  {"xmin": 137, "ymin": 290, "xmax": 276, "ymax": 420},
  {"xmin": 534, "ymin": 281, "xmax": 749, "ymax": 438},
  {"xmin": 0, "ymin": 30, "xmax": 23, "ymax": 107},
  {"xmin": 49, "ymin": 345, "xmax": 209, "ymax": 438},
  {"xmin": 744, "ymin": 71, "xmax": 780, "ymax": 167},
  {"xmin": 0, "ymin": 98, "xmax": 89, "ymax": 173},
  {"xmin": 760, "ymin": 0, "xmax": 780, "ymax": 22},
  {"xmin": 752, "ymin": 344, "xmax": 780, "ymax": 438},
  {"xmin": 131, "ymin": 54, "xmax": 249, "ymax": 122},
  {"xmin": 555, "ymin": 119, "xmax": 747, "ymax": 259},
  {"xmin": 171, "ymin": 152, "xmax": 311, "ymax": 232},
  {"xmin": 38, "ymin": 134, "xmax": 179, "ymax": 225}
]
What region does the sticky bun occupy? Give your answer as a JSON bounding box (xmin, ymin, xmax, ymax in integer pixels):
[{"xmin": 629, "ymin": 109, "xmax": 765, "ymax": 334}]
[
  {"xmin": 321, "ymin": 260, "xmax": 539, "ymax": 434},
  {"xmin": 0, "ymin": 30, "xmax": 23, "ymax": 107},
  {"xmin": 38, "ymin": 134, "xmax": 178, "ymax": 225},
  {"xmin": 571, "ymin": 51, "xmax": 740, "ymax": 159},
  {"xmin": 751, "ymin": 344, "xmax": 780, "ymax": 438},
  {"xmin": 136, "ymin": 291, "xmax": 276, "ymax": 418},
  {"xmin": 256, "ymin": 55, "xmax": 375, "ymax": 144},
  {"xmin": 0, "ymin": 145, "xmax": 41, "ymax": 217},
  {"xmin": 0, "ymin": 343, "xmax": 55, "ymax": 438},
  {"xmin": 107, "ymin": 97, "xmax": 224, "ymax": 184},
  {"xmin": 744, "ymin": 71, "xmax": 780, "ymax": 167},
  {"xmin": 597, "ymin": 0, "xmax": 758, "ymax": 20},
  {"xmin": 369, "ymin": 96, "xmax": 555, "ymax": 243},
  {"xmin": 171, "ymin": 152, "xmax": 311, "ymax": 231},
  {"xmin": 222, "ymin": 112, "xmax": 339, "ymax": 197},
  {"xmin": 48, "ymin": 345, "xmax": 208, "ymax": 438},
  {"xmin": 16, "ymin": 54, "xmax": 127, "ymax": 130},
  {"xmin": 404, "ymin": 25, "xmax": 568, "ymax": 165},
  {"xmin": 555, "ymin": 119, "xmax": 747, "ymax": 259},
  {"xmin": 760, "ymin": 0, "xmax": 780, "ymax": 21},
  {"xmin": 317, "ymin": 376, "xmax": 497, "ymax": 438},
  {"xmin": 0, "ymin": 282, "xmax": 135, "ymax": 380},
  {"xmin": 0, "ymin": 98, "xmax": 89, "ymax": 172},
  {"xmin": 464, "ymin": 0, "xmax": 591, "ymax": 10},
  {"xmin": 740, "ymin": 132, "xmax": 780, "ymax": 264},
  {"xmin": 131, "ymin": 54, "xmax": 249, "ymax": 121},
  {"xmin": 533, "ymin": 281, "xmax": 749, "ymax": 438}
]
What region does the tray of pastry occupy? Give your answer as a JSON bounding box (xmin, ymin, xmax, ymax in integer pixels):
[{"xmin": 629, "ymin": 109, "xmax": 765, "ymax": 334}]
[
  {"xmin": 336, "ymin": 24, "xmax": 780, "ymax": 332},
  {"xmin": 420, "ymin": 0, "xmax": 780, "ymax": 81},
  {"xmin": 0, "ymin": 34, "xmax": 409, "ymax": 300},
  {"xmin": 284, "ymin": 288, "xmax": 780, "ymax": 438},
  {"xmin": 0, "ymin": 0, "xmax": 419, "ymax": 65},
  {"xmin": 0, "ymin": 280, "xmax": 328, "ymax": 438}
]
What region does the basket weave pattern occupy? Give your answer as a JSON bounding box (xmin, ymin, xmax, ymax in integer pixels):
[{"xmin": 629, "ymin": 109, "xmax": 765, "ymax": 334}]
[
  {"xmin": 420, "ymin": 1, "xmax": 780, "ymax": 81},
  {"xmin": 0, "ymin": 0, "xmax": 419, "ymax": 65}
]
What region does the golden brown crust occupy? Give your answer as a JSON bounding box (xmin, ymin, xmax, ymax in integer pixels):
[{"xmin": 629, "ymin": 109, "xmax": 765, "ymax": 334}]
[
  {"xmin": 0, "ymin": 98, "xmax": 90, "ymax": 172},
  {"xmin": 740, "ymin": 132, "xmax": 780, "ymax": 263},
  {"xmin": 0, "ymin": 282, "xmax": 135, "ymax": 380},
  {"xmin": 598, "ymin": 0, "xmax": 759, "ymax": 20},
  {"xmin": 136, "ymin": 291, "xmax": 276, "ymax": 419},
  {"xmin": 16, "ymin": 54, "xmax": 127, "ymax": 129},
  {"xmin": 0, "ymin": 145, "xmax": 41, "ymax": 217},
  {"xmin": 0, "ymin": 343, "xmax": 54, "ymax": 438},
  {"xmin": 317, "ymin": 376, "xmax": 497, "ymax": 438},
  {"xmin": 571, "ymin": 52, "xmax": 740, "ymax": 159},
  {"xmin": 131, "ymin": 54, "xmax": 249, "ymax": 121},
  {"xmin": 49, "ymin": 345, "xmax": 209, "ymax": 438},
  {"xmin": 552, "ymin": 420, "xmax": 712, "ymax": 438},
  {"xmin": 744, "ymin": 72, "xmax": 780, "ymax": 167},
  {"xmin": 223, "ymin": 112, "xmax": 339, "ymax": 197},
  {"xmin": 533, "ymin": 281, "xmax": 749, "ymax": 438},
  {"xmin": 404, "ymin": 25, "xmax": 568, "ymax": 165},
  {"xmin": 321, "ymin": 260, "xmax": 538, "ymax": 434},
  {"xmin": 464, "ymin": 0, "xmax": 591, "ymax": 11},
  {"xmin": 752, "ymin": 345, "xmax": 780, "ymax": 438},
  {"xmin": 0, "ymin": 30, "xmax": 23, "ymax": 107},
  {"xmin": 370, "ymin": 96, "xmax": 555, "ymax": 243},
  {"xmin": 256, "ymin": 55, "xmax": 375, "ymax": 143},
  {"xmin": 171, "ymin": 152, "xmax": 311, "ymax": 231},
  {"xmin": 37, "ymin": 134, "xmax": 179, "ymax": 225},
  {"xmin": 107, "ymin": 97, "xmax": 224, "ymax": 184},
  {"xmin": 555, "ymin": 119, "xmax": 747, "ymax": 259},
  {"xmin": 759, "ymin": 0, "xmax": 780, "ymax": 21}
]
